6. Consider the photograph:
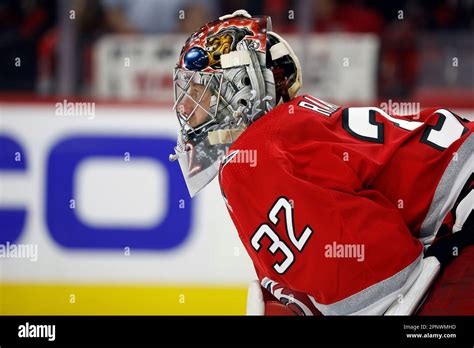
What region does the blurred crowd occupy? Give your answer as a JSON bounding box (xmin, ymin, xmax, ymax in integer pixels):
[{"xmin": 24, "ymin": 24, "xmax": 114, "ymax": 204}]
[{"xmin": 0, "ymin": 0, "xmax": 473, "ymax": 98}]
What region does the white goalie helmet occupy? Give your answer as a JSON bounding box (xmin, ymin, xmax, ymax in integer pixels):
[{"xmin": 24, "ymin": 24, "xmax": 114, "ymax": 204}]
[{"xmin": 169, "ymin": 9, "xmax": 302, "ymax": 197}]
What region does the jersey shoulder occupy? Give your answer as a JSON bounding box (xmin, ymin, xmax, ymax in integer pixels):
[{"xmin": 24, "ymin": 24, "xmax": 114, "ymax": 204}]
[{"xmin": 221, "ymin": 95, "xmax": 342, "ymax": 181}]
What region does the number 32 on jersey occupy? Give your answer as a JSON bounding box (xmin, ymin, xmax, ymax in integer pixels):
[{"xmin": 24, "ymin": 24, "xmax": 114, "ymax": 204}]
[{"xmin": 250, "ymin": 197, "xmax": 313, "ymax": 274}]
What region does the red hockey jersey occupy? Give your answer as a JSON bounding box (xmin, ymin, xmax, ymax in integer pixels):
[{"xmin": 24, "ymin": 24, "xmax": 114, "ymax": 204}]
[{"xmin": 218, "ymin": 95, "xmax": 473, "ymax": 315}]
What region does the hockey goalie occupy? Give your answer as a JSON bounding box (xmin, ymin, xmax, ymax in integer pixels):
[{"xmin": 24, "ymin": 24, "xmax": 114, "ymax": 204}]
[{"xmin": 169, "ymin": 10, "xmax": 473, "ymax": 315}]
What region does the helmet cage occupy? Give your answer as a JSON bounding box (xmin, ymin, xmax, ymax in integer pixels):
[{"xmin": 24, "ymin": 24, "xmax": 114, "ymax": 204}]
[{"xmin": 173, "ymin": 68, "xmax": 225, "ymax": 138}]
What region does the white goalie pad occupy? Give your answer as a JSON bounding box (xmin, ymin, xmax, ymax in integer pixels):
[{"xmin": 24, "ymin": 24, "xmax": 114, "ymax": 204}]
[
  {"xmin": 246, "ymin": 280, "xmax": 265, "ymax": 315},
  {"xmin": 384, "ymin": 256, "xmax": 441, "ymax": 315}
]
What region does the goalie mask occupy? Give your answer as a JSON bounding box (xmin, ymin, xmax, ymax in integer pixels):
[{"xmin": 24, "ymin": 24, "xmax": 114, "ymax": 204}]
[{"xmin": 169, "ymin": 9, "xmax": 302, "ymax": 197}]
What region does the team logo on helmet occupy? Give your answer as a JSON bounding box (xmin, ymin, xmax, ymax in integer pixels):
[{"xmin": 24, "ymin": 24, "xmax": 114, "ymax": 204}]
[
  {"xmin": 204, "ymin": 26, "xmax": 254, "ymax": 68},
  {"xmin": 179, "ymin": 16, "xmax": 268, "ymax": 72},
  {"xmin": 184, "ymin": 26, "xmax": 254, "ymax": 71}
]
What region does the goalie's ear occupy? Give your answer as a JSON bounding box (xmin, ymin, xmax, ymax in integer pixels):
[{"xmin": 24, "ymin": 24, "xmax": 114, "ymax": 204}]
[{"xmin": 266, "ymin": 31, "xmax": 303, "ymax": 105}]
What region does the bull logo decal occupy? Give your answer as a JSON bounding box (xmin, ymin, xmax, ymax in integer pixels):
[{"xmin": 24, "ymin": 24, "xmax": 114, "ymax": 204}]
[{"xmin": 204, "ymin": 26, "xmax": 254, "ymax": 68}]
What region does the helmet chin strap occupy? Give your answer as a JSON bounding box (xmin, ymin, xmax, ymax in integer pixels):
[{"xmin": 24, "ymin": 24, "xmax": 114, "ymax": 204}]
[
  {"xmin": 208, "ymin": 104, "xmax": 247, "ymax": 145},
  {"xmin": 207, "ymin": 127, "xmax": 246, "ymax": 145}
]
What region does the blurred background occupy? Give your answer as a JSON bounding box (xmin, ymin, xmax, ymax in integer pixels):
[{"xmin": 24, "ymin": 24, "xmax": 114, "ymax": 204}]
[
  {"xmin": 1, "ymin": 0, "xmax": 473, "ymax": 101},
  {"xmin": 0, "ymin": 0, "xmax": 473, "ymax": 315}
]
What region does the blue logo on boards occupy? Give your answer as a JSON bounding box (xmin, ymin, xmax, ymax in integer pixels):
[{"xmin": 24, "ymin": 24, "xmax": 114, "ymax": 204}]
[{"xmin": 0, "ymin": 134, "xmax": 193, "ymax": 250}]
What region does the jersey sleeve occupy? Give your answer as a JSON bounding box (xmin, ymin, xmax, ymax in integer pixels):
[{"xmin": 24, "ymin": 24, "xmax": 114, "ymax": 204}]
[{"xmin": 221, "ymin": 155, "xmax": 424, "ymax": 315}]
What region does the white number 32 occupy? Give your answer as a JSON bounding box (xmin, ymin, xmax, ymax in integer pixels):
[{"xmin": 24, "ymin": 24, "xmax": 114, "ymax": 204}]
[{"xmin": 251, "ymin": 197, "xmax": 313, "ymax": 274}]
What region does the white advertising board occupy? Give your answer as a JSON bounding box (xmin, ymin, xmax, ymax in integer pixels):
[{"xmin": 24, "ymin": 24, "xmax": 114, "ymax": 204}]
[
  {"xmin": 0, "ymin": 102, "xmax": 256, "ymax": 285},
  {"xmin": 93, "ymin": 33, "xmax": 379, "ymax": 103}
]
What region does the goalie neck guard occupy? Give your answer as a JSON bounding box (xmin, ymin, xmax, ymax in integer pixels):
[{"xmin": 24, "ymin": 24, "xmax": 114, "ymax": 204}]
[{"xmin": 170, "ymin": 9, "xmax": 302, "ymax": 197}]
